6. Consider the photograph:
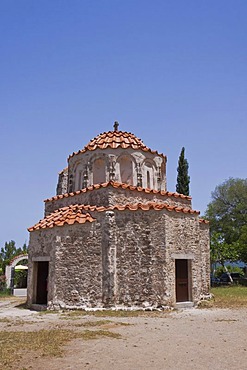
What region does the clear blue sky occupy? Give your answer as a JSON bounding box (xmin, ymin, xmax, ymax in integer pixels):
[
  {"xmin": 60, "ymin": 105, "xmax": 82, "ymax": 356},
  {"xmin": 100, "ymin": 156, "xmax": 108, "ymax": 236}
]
[{"xmin": 0, "ymin": 0, "xmax": 246, "ymax": 248}]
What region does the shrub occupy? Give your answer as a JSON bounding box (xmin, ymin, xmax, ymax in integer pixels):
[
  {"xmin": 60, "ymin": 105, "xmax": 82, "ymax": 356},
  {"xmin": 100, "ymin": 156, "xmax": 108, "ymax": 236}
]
[
  {"xmin": 14, "ymin": 270, "xmax": 28, "ymax": 288},
  {"xmin": 0, "ymin": 275, "xmax": 6, "ymax": 291},
  {"xmin": 214, "ymin": 265, "xmax": 244, "ymax": 278}
]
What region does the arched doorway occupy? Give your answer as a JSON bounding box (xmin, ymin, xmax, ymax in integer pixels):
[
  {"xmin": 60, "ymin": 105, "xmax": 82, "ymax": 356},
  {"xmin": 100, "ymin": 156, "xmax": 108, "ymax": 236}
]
[{"xmin": 5, "ymin": 254, "xmax": 28, "ymax": 296}]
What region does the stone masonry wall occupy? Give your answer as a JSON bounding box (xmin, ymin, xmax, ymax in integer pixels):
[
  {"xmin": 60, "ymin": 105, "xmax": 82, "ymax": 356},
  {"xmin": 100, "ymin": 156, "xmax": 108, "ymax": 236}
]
[
  {"xmin": 44, "ymin": 186, "xmax": 192, "ymax": 216},
  {"xmin": 103, "ymin": 209, "xmax": 210, "ymax": 307},
  {"xmin": 44, "ymin": 187, "xmax": 111, "ymax": 216},
  {"xmin": 51, "ymin": 222, "xmax": 103, "ymax": 309},
  {"xmin": 164, "ymin": 213, "xmax": 210, "ymax": 304},
  {"xmin": 56, "ymin": 168, "xmax": 68, "ymax": 195},
  {"xmin": 113, "ymin": 210, "xmax": 167, "ymax": 307},
  {"xmin": 199, "ymin": 222, "xmax": 211, "ymax": 295},
  {"xmin": 27, "ymin": 228, "xmax": 57, "ymax": 307},
  {"xmin": 108, "ymin": 187, "xmax": 192, "ymax": 209},
  {"xmin": 28, "ymin": 208, "xmax": 209, "ymax": 309}
]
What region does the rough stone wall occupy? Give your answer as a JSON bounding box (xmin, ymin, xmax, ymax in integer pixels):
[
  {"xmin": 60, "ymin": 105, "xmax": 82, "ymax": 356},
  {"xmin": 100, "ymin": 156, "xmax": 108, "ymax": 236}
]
[
  {"xmin": 28, "ymin": 208, "xmax": 209, "ymax": 309},
  {"xmin": 113, "ymin": 210, "xmax": 167, "ymax": 307},
  {"xmin": 164, "ymin": 213, "xmax": 210, "ymax": 304},
  {"xmin": 51, "ymin": 223, "xmax": 103, "ymax": 309},
  {"xmin": 27, "ymin": 228, "xmax": 57, "ymax": 307},
  {"xmin": 108, "ymin": 187, "xmax": 192, "ymax": 209},
  {"xmin": 45, "ymin": 186, "xmax": 192, "ymax": 216},
  {"xmin": 101, "ymin": 211, "xmax": 117, "ymax": 306},
  {"xmin": 100, "ymin": 209, "xmax": 209, "ymax": 308},
  {"xmin": 28, "ymin": 221, "xmax": 104, "ymax": 309},
  {"xmin": 56, "ymin": 168, "xmax": 68, "ymax": 195},
  {"xmin": 198, "ymin": 222, "xmax": 211, "ymax": 295},
  {"xmin": 44, "ymin": 187, "xmax": 111, "ymax": 216}
]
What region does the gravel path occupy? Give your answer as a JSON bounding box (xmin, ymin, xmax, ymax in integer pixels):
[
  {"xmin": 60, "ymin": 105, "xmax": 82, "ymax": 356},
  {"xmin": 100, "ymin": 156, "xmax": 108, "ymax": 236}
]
[{"xmin": 1, "ymin": 299, "xmax": 246, "ymax": 370}]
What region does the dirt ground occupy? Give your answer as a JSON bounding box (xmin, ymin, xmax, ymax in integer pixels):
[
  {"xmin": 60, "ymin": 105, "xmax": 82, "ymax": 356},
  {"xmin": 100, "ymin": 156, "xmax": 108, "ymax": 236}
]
[{"xmin": 0, "ymin": 298, "xmax": 247, "ymax": 370}]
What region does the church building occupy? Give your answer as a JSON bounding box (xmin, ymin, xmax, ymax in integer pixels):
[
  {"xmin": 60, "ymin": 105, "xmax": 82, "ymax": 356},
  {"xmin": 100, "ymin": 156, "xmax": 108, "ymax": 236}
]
[{"xmin": 27, "ymin": 123, "xmax": 210, "ymax": 310}]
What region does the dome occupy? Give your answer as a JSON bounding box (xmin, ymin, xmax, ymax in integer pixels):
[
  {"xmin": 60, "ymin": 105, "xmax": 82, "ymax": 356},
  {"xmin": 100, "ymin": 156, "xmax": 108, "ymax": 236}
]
[
  {"xmin": 68, "ymin": 123, "xmax": 166, "ymax": 159},
  {"xmin": 62, "ymin": 123, "xmax": 167, "ymax": 194}
]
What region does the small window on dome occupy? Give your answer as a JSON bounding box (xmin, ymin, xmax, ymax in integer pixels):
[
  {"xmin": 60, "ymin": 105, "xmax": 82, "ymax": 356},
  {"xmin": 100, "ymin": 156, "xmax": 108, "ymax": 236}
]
[
  {"xmin": 93, "ymin": 158, "xmax": 106, "ymax": 184},
  {"xmin": 143, "ymin": 161, "xmax": 154, "ymax": 189},
  {"xmin": 147, "ymin": 171, "xmax": 150, "ymax": 189},
  {"xmin": 119, "ymin": 156, "xmax": 133, "ymax": 185}
]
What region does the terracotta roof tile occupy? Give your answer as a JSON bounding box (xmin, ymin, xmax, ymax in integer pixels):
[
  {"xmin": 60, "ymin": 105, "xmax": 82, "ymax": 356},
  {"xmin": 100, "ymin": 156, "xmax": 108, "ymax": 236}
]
[
  {"xmin": 58, "ymin": 167, "xmax": 68, "ymax": 175},
  {"xmin": 29, "ymin": 202, "xmax": 200, "ymax": 232},
  {"xmin": 44, "ymin": 181, "xmax": 192, "ymax": 203},
  {"xmin": 68, "ymin": 130, "xmax": 166, "ymax": 159},
  {"xmin": 199, "ymin": 218, "xmax": 210, "ymax": 224},
  {"xmin": 28, "ymin": 205, "xmax": 96, "ymax": 231}
]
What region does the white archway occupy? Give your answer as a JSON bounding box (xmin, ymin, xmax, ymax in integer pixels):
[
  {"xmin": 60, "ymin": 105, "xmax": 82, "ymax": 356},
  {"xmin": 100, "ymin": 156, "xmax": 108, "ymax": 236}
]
[{"xmin": 5, "ymin": 254, "xmax": 28, "ymax": 289}]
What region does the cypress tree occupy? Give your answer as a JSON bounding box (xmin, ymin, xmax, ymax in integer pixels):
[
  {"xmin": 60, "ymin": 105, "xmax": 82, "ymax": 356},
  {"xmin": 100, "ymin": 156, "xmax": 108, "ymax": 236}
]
[{"xmin": 176, "ymin": 147, "xmax": 190, "ymax": 195}]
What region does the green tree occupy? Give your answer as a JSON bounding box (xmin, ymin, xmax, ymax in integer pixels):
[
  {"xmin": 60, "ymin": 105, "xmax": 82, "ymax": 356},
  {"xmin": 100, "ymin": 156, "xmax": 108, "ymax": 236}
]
[
  {"xmin": 176, "ymin": 147, "xmax": 190, "ymax": 195},
  {"xmin": 205, "ymin": 178, "xmax": 247, "ymax": 266},
  {"xmin": 0, "ymin": 240, "xmax": 27, "ymax": 274},
  {"xmin": 239, "ymin": 224, "xmax": 247, "ymax": 262}
]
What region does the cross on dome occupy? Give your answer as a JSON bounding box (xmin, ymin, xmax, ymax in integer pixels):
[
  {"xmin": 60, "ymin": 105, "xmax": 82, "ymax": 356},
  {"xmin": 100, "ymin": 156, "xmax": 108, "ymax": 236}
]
[{"xmin": 113, "ymin": 121, "xmax": 119, "ymax": 131}]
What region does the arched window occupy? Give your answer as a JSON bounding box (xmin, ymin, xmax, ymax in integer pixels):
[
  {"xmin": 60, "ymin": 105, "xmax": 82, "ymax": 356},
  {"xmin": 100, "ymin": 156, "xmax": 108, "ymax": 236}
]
[
  {"xmin": 147, "ymin": 171, "xmax": 150, "ymax": 189},
  {"xmin": 74, "ymin": 164, "xmax": 84, "ymax": 190},
  {"xmin": 144, "ymin": 161, "xmax": 154, "ymax": 189},
  {"xmin": 93, "ymin": 158, "xmax": 106, "ymax": 184},
  {"xmin": 119, "ymin": 156, "xmax": 133, "ymax": 185},
  {"xmin": 160, "ymin": 162, "xmax": 166, "ymax": 180},
  {"xmin": 79, "ymin": 171, "xmax": 83, "ymax": 189}
]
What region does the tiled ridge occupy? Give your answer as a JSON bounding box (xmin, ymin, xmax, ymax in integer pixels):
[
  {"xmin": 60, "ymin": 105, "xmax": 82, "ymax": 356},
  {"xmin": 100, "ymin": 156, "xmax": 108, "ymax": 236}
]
[
  {"xmin": 29, "ymin": 202, "xmax": 200, "ymax": 231},
  {"xmin": 44, "ymin": 181, "xmax": 192, "ymax": 203},
  {"xmin": 68, "ymin": 130, "xmax": 166, "ymax": 159}
]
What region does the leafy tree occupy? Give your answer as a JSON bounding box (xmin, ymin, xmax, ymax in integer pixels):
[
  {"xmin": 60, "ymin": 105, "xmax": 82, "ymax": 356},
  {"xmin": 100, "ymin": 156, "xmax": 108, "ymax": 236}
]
[
  {"xmin": 205, "ymin": 178, "xmax": 247, "ymax": 266},
  {"xmin": 0, "ymin": 240, "xmax": 28, "ymax": 274},
  {"xmin": 176, "ymin": 147, "xmax": 190, "ymax": 195},
  {"xmin": 22, "ymin": 242, "xmax": 28, "ymax": 254}
]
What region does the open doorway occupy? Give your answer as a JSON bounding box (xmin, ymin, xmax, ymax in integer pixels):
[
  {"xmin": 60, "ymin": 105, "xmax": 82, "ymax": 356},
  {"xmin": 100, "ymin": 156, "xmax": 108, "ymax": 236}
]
[
  {"xmin": 35, "ymin": 261, "xmax": 49, "ymax": 304},
  {"xmin": 175, "ymin": 259, "xmax": 191, "ymax": 302}
]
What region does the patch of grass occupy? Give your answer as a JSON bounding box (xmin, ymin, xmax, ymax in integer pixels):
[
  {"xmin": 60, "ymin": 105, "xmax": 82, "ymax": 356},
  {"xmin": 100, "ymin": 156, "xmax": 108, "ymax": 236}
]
[
  {"xmin": 0, "ymin": 328, "xmax": 121, "ymax": 368},
  {"xmin": 0, "ymin": 317, "xmax": 38, "ymax": 327},
  {"xmin": 197, "ymin": 299, "xmax": 214, "ymax": 309},
  {"xmin": 75, "ymin": 319, "xmax": 112, "ymax": 327},
  {"xmin": 82, "ymin": 329, "xmax": 121, "ymax": 340},
  {"xmin": 70, "ymin": 319, "xmax": 131, "ymax": 328},
  {"xmin": 0, "ymin": 289, "xmax": 11, "ymax": 297},
  {"xmin": 0, "ymin": 295, "xmax": 17, "ymax": 301},
  {"xmin": 38, "ymin": 310, "xmax": 59, "ymax": 315},
  {"xmin": 211, "ymin": 286, "xmax": 247, "ymax": 308},
  {"xmin": 0, "ymin": 318, "xmax": 24, "ymax": 326},
  {"xmin": 0, "ymin": 317, "xmax": 12, "ymax": 324},
  {"xmin": 114, "ymin": 321, "xmax": 131, "ymax": 326},
  {"xmin": 62, "ymin": 309, "xmax": 168, "ymax": 318},
  {"xmin": 214, "ymin": 318, "xmax": 238, "ymax": 323}
]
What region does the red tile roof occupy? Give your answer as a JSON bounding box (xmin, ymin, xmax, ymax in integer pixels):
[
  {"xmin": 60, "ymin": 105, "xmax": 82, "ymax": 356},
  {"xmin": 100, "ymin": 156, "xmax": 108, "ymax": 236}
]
[
  {"xmin": 58, "ymin": 167, "xmax": 68, "ymax": 175},
  {"xmin": 44, "ymin": 181, "xmax": 192, "ymax": 203},
  {"xmin": 68, "ymin": 130, "xmax": 166, "ymax": 159},
  {"xmin": 29, "ymin": 202, "xmax": 200, "ymax": 231},
  {"xmin": 199, "ymin": 218, "xmax": 210, "ymax": 224},
  {"xmin": 28, "ymin": 205, "xmax": 96, "ymax": 231}
]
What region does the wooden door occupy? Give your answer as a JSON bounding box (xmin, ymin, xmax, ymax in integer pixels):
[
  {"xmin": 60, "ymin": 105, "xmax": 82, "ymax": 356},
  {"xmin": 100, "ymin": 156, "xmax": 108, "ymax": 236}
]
[
  {"xmin": 175, "ymin": 259, "xmax": 189, "ymax": 302},
  {"xmin": 36, "ymin": 261, "xmax": 49, "ymax": 304}
]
